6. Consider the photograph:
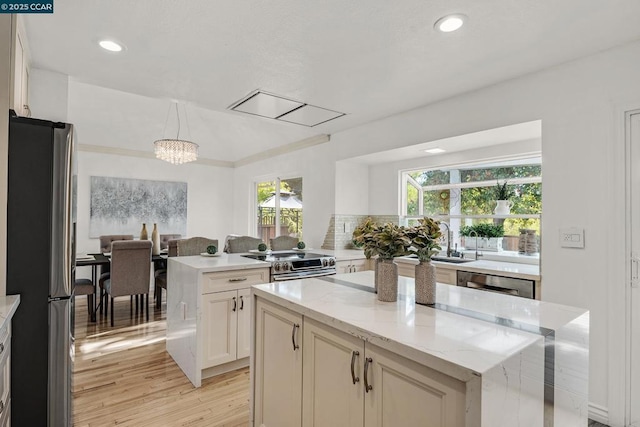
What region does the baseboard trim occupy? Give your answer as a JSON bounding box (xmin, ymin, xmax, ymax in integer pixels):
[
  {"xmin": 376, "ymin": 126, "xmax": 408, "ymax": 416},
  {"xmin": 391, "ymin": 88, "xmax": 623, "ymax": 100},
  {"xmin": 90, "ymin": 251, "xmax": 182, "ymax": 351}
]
[{"xmin": 589, "ymin": 402, "xmax": 609, "ymax": 425}]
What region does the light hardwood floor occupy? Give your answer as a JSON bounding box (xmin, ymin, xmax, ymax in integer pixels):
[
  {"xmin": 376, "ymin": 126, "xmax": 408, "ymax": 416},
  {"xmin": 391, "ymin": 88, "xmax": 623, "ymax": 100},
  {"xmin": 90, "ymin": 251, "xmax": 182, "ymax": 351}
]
[{"xmin": 73, "ymin": 295, "xmax": 250, "ymax": 427}]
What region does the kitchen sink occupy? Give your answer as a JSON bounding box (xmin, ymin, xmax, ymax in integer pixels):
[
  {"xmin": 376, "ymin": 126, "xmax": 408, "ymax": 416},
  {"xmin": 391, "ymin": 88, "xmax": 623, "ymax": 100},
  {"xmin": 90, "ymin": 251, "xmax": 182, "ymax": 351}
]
[{"xmin": 430, "ymin": 256, "xmax": 475, "ymax": 264}]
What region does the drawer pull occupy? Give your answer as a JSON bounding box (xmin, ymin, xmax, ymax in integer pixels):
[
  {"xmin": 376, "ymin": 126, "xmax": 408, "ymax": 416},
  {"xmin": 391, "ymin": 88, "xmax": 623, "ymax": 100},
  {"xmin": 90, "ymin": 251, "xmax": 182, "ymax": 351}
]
[
  {"xmin": 291, "ymin": 323, "xmax": 300, "ymax": 351},
  {"xmin": 239, "ymin": 295, "xmax": 244, "ymax": 310},
  {"xmin": 364, "ymin": 357, "xmax": 373, "ymax": 392},
  {"xmin": 350, "ymin": 351, "xmax": 360, "ymax": 384},
  {"xmin": 232, "ymin": 297, "xmax": 237, "ymax": 312},
  {"xmin": 0, "ymin": 343, "xmax": 4, "ymax": 355},
  {"xmin": 228, "ymin": 277, "xmax": 247, "ymax": 282}
]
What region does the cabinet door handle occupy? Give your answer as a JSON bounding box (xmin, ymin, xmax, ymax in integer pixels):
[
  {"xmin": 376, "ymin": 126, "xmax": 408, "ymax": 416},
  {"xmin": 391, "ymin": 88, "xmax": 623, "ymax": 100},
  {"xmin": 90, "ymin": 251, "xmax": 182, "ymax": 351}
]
[
  {"xmin": 350, "ymin": 350, "xmax": 360, "ymax": 384},
  {"xmin": 291, "ymin": 323, "xmax": 300, "ymax": 351},
  {"xmin": 228, "ymin": 277, "xmax": 247, "ymax": 282},
  {"xmin": 239, "ymin": 295, "xmax": 244, "ymax": 310},
  {"xmin": 364, "ymin": 357, "xmax": 373, "ymax": 392},
  {"xmin": 232, "ymin": 297, "xmax": 237, "ymax": 312}
]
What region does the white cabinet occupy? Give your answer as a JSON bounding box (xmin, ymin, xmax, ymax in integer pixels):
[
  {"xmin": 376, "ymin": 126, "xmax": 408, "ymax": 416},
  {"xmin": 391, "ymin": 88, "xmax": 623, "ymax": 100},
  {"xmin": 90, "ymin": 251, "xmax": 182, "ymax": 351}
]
[
  {"xmin": 254, "ymin": 298, "xmax": 303, "ymax": 427},
  {"xmin": 302, "ymin": 319, "xmax": 465, "ymax": 427},
  {"xmin": 254, "ymin": 299, "xmax": 466, "ymax": 427},
  {"xmin": 201, "ymin": 268, "xmax": 269, "ymax": 370},
  {"xmin": 435, "ymin": 267, "xmax": 457, "ymax": 285},
  {"xmin": 11, "ymin": 17, "xmax": 30, "ymax": 117},
  {"xmin": 0, "ymin": 322, "xmax": 11, "ymax": 427},
  {"xmin": 336, "ymin": 258, "xmax": 370, "ymax": 274},
  {"xmin": 302, "ymin": 319, "xmax": 364, "ymax": 427}
]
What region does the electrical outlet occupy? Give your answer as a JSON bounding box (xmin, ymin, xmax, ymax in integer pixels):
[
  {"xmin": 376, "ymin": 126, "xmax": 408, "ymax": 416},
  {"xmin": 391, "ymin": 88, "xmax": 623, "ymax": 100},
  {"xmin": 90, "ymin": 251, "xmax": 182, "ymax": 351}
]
[{"xmin": 559, "ymin": 227, "xmax": 584, "ymax": 248}]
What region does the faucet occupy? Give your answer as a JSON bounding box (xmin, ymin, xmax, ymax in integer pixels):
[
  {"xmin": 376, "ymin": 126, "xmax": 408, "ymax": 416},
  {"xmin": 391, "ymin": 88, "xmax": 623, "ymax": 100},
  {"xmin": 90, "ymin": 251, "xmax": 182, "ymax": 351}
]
[
  {"xmin": 440, "ymin": 222, "xmax": 451, "ymax": 257},
  {"xmin": 468, "ymin": 230, "xmax": 483, "ymax": 260}
]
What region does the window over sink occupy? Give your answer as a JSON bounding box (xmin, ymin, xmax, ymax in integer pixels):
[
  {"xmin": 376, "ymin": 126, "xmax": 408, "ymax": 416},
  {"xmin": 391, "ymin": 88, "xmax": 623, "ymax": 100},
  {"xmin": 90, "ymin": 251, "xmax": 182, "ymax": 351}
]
[{"xmin": 401, "ymin": 157, "xmax": 541, "ymax": 252}]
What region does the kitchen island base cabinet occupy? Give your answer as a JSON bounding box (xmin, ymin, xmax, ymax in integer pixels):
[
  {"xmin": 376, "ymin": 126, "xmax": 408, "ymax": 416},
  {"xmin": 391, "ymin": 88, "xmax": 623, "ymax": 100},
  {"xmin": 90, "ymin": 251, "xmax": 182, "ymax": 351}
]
[
  {"xmin": 253, "ymin": 299, "xmax": 302, "ymax": 427},
  {"xmin": 302, "ymin": 318, "xmax": 465, "ymax": 427}
]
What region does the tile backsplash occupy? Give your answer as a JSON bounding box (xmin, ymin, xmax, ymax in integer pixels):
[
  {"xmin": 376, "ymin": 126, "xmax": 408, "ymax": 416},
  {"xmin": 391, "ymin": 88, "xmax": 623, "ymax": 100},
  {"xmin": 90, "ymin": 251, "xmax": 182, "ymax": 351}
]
[{"xmin": 321, "ymin": 214, "xmax": 400, "ymax": 250}]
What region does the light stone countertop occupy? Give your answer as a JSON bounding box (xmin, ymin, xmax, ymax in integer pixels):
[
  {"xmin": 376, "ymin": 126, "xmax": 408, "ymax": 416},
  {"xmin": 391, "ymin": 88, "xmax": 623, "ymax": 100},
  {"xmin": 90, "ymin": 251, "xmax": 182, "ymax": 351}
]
[
  {"xmin": 168, "ymin": 253, "xmax": 270, "ymax": 273},
  {"xmin": 0, "ymin": 295, "xmax": 20, "ymax": 331},
  {"xmin": 252, "ymin": 270, "xmax": 580, "ymax": 380}
]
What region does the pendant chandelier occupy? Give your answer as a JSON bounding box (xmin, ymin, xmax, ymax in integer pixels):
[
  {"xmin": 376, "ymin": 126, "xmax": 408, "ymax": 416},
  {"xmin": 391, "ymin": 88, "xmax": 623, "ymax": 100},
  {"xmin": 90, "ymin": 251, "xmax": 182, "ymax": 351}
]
[{"xmin": 154, "ymin": 103, "xmax": 199, "ymax": 165}]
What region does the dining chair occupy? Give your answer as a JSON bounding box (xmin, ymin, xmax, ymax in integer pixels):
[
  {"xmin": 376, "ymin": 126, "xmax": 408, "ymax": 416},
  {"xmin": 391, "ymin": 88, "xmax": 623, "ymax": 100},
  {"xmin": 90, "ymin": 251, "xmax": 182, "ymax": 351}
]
[
  {"xmin": 160, "ymin": 234, "xmax": 182, "ymax": 250},
  {"xmin": 98, "ymin": 234, "xmax": 134, "ymax": 276},
  {"xmin": 74, "ymin": 278, "xmax": 95, "ymax": 318},
  {"xmin": 176, "ymin": 237, "xmax": 219, "ymax": 256},
  {"xmin": 154, "ymin": 237, "xmax": 218, "ymax": 309},
  {"xmin": 226, "ymin": 236, "xmax": 262, "ymax": 253},
  {"xmin": 99, "ymin": 240, "xmax": 152, "ymax": 326},
  {"xmin": 269, "ymin": 236, "xmax": 299, "ymax": 251}
]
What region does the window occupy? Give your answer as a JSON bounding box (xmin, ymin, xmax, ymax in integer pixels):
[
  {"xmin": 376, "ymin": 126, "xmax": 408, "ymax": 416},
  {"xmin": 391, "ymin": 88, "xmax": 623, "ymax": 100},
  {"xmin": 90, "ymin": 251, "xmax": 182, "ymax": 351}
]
[
  {"xmin": 256, "ymin": 177, "xmax": 303, "ymax": 243},
  {"xmin": 401, "ymin": 159, "xmax": 541, "ymax": 250}
]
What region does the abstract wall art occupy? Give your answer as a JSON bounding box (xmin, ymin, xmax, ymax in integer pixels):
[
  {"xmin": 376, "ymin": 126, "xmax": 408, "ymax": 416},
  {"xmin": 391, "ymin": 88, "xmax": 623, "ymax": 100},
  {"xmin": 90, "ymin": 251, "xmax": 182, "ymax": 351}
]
[{"xmin": 90, "ymin": 176, "xmax": 188, "ymax": 238}]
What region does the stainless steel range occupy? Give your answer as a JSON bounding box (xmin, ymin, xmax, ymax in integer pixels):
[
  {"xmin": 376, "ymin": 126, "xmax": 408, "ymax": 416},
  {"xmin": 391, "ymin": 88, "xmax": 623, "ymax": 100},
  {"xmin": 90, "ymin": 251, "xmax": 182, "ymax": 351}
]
[{"xmin": 241, "ymin": 251, "xmax": 336, "ymax": 281}]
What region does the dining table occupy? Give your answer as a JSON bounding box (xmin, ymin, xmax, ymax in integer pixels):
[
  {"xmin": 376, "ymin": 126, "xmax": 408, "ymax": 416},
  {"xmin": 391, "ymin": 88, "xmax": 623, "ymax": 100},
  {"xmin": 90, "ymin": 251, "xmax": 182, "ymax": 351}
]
[{"xmin": 76, "ymin": 252, "xmax": 167, "ymax": 322}]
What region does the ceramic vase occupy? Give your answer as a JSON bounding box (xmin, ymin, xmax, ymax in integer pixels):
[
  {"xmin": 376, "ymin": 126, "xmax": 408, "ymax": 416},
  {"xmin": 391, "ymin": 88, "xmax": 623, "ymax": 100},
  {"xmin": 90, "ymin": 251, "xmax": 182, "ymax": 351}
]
[
  {"xmin": 373, "ymin": 258, "xmax": 381, "ymax": 294},
  {"xmin": 415, "ymin": 261, "xmax": 436, "ymax": 305},
  {"xmin": 376, "ymin": 259, "xmax": 398, "ymax": 302},
  {"xmin": 494, "ymin": 200, "xmax": 512, "ymax": 215},
  {"xmin": 140, "ymin": 223, "xmax": 148, "ymax": 240},
  {"xmin": 151, "ymin": 223, "xmax": 160, "ymax": 255}
]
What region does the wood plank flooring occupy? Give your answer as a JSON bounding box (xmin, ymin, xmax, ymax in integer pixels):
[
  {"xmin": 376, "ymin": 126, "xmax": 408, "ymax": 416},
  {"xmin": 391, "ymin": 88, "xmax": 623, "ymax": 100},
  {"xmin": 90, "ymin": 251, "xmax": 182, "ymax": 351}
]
[
  {"xmin": 73, "ymin": 295, "xmax": 250, "ymax": 427},
  {"xmin": 73, "ymin": 294, "xmax": 610, "ymax": 427}
]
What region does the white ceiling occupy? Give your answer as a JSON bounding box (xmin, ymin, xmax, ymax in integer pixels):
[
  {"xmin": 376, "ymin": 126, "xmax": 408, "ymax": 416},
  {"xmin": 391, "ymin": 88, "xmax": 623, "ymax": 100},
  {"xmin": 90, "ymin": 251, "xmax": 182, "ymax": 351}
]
[{"xmin": 23, "ymin": 0, "xmax": 640, "ymax": 163}]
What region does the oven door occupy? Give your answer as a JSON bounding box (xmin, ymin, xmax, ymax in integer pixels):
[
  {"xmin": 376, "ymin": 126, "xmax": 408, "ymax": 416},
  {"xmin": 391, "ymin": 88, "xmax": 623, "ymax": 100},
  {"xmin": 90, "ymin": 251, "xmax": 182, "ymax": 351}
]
[{"xmin": 272, "ymin": 268, "xmax": 337, "ymax": 282}]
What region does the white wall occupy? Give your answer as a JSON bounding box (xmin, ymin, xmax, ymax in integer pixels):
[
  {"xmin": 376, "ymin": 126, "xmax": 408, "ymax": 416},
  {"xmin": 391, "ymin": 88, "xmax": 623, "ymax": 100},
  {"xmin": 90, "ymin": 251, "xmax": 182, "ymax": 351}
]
[
  {"xmin": 232, "ymin": 39, "xmax": 640, "ymax": 424},
  {"xmin": 335, "ymin": 160, "xmax": 369, "ymax": 215},
  {"xmin": 75, "ymin": 151, "xmax": 233, "ymax": 255},
  {"xmin": 232, "ymin": 141, "xmax": 336, "ymax": 249}
]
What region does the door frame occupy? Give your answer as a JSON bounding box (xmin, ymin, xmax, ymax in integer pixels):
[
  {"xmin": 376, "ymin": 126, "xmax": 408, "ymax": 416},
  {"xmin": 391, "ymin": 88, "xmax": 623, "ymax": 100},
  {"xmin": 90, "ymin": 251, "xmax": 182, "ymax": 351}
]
[{"xmin": 624, "ymin": 108, "xmax": 640, "ymax": 426}]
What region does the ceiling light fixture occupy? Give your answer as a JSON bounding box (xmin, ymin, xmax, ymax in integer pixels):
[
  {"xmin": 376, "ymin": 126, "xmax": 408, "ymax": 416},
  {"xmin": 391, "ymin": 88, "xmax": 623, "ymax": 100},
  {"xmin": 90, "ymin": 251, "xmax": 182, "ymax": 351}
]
[
  {"xmin": 434, "ymin": 14, "xmax": 466, "ymax": 33},
  {"xmin": 424, "ymin": 148, "xmax": 446, "ymax": 154},
  {"xmin": 154, "ymin": 103, "xmax": 199, "ymax": 165},
  {"xmin": 98, "ymin": 40, "xmax": 123, "ymax": 52}
]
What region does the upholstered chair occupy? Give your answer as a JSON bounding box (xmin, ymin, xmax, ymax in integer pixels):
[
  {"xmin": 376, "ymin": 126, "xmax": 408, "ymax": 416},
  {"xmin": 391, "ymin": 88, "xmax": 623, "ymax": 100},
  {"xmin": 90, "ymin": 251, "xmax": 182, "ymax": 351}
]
[
  {"xmin": 98, "ymin": 234, "xmax": 134, "ymax": 253},
  {"xmin": 175, "ymin": 237, "xmax": 219, "ymax": 256},
  {"xmin": 74, "ymin": 278, "xmax": 95, "ymax": 317},
  {"xmin": 269, "ymin": 236, "xmax": 299, "ymax": 251},
  {"xmin": 226, "ymin": 236, "xmax": 262, "ymax": 253},
  {"xmin": 160, "ymin": 234, "xmax": 182, "ymax": 250},
  {"xmin": 154, "ymin": 237, "xmax": 218, "ymax": 309},
  {"xmin": 99, "ymin": 240, "xmax": 152, "ymax": 326},
  {"xmin": 98, "ymin": 234, "xmax": 134, "ymax": 276}
]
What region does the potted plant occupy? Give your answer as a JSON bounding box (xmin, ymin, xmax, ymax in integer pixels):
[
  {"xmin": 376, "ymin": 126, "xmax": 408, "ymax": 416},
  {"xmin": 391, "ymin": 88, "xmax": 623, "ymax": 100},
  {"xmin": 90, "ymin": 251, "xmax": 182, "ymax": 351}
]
[
  {"xmin": 459, "ymin": 223, "xmax": 505, "ymax": 251},
  {"xmin": 352, "ymin": 217, "xmax": 376, "ymax": 253},
  {"xmin": 406, "ymin": 218, "xmax": 442, "ymax": 305},
  {"xmin": 366, "ymin": 222, "xmax": 411, "ymax": 302},
  {"xmin": 494, "ymin": 180, "xmax": 514, "ymax": 215}
]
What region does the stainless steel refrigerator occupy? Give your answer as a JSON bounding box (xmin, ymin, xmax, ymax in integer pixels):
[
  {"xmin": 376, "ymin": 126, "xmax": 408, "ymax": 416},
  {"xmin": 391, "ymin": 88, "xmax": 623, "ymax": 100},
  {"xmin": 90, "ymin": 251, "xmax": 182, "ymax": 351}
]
[{"xmin": 6, "ymin": 111, "xmax": 76, "ymax": 426}]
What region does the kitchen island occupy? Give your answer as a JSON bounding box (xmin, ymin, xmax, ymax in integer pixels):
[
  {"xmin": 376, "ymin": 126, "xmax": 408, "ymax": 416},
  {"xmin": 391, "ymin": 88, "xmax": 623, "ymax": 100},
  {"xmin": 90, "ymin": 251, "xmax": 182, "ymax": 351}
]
[
  {"xmin": 250, "ymin": 271, "xmax": 588, "ymax": 427},
  {"xmin": 166, "ymin": 253, "xmax": 270, "ymax": 387}
]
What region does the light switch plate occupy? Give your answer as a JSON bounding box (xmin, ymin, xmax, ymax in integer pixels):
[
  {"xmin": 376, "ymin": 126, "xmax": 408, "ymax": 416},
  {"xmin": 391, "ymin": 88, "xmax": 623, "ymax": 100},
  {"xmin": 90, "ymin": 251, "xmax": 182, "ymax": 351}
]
[{"xmin": 559, "ymin": 227, "xmax": 585, "ymax": 248}]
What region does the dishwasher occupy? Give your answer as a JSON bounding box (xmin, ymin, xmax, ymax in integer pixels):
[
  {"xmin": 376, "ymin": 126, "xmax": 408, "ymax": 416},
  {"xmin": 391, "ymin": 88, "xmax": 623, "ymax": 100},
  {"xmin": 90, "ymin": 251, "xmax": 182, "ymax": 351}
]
[{"xmin": 456, "ymin": 270, "xmax": 535, "ymax": 299}]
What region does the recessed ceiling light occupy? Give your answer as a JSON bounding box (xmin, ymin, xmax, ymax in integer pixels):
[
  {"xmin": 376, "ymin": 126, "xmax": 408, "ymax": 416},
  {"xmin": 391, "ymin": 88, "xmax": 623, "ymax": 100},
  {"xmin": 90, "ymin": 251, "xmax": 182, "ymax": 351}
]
[
  {"xmin": 98, "ymin": 40, "xmax": 123, "ymax": 52},
  {"xmin": 434, "ymin": 14, "xmax": 466, "ymax": 33},
  {"xmin": 424, "ymin": 148, "xmax": 446, "ymax": 154}
]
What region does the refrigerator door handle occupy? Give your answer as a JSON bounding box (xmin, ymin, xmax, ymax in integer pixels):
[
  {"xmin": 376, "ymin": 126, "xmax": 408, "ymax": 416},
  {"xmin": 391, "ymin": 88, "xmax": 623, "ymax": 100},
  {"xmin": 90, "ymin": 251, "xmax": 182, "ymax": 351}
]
[
  {"xmin": 51, "ymin": 124, "xmax": 75, "ymax": 298},
  {"xmin": 49, "ymin": 299, "xmax": 72, "ymax": 426}
]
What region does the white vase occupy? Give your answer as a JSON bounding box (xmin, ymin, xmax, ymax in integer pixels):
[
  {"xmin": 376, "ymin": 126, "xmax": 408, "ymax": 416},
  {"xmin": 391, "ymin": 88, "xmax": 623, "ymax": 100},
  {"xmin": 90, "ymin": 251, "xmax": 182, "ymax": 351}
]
[
  {"xmin": 494, "ymin": 200, "xmax": 512, "ymax": 215},
  {"xmin": 151, "ymin": 223, "xmax": 160, "ymax": 255}
]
